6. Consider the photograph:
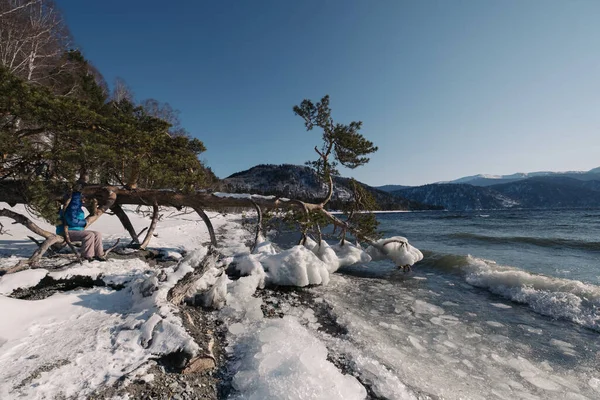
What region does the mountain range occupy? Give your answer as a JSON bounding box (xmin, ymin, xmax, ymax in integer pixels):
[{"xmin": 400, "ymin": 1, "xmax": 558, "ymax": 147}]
[
  {"xmin": 433, "ymin": 167, "xmax": 600, "ymax": 187},
  {"xmin": 379, "ymin": 167, "xmax": 600, "ymax": 210},
  {"xmin": 221, "ymin": 164, "xmax": 600, "ymax": 211}
]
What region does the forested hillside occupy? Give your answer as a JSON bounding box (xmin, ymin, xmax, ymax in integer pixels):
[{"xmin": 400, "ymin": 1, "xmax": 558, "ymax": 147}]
[{"xmin": 223, "ymin": 164, "xmax": 439, "ymax": 210}]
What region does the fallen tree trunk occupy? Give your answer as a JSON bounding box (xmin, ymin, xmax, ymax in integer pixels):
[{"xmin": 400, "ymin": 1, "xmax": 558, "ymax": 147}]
[
  {"xmin": 168, "ymin": 248, "xmax": 220, "ymax": 305},
  {"xmin": 1, "ymin": 180, "xmax": 379, "ymax": 241},
  {"xmin": 0, "ymin": 181, "xmax": 387, "ymax": 272}
]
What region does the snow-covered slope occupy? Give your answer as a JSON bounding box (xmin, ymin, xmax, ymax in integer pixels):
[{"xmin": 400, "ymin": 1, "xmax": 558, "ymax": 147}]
[
  {"xmin": 441, "ymin": 167, "xmax": 600, "ymax": 186},
  {"xmin": 223, "ymin": 164, "xmax": 352, "ymax": 201}
]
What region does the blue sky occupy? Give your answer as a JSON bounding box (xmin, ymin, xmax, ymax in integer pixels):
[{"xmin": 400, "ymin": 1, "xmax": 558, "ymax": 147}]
[{"xmin": 56, "ymin": 0, "xmax": 600, "ymax": 186}]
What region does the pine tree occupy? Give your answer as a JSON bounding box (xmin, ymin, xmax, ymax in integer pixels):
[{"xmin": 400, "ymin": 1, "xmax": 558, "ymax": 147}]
[{"xmin": 291, "ymin": 95, "xmax": 379, "ymax": 244}]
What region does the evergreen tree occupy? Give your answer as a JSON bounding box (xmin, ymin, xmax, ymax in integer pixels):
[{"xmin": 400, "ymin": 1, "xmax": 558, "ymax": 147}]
[{"xmin": 292, "ymin": 95, "xmax": 379, "ymax": 244}]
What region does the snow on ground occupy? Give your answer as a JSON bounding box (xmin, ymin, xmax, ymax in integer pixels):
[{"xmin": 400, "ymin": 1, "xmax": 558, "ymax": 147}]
[
  {"xmin": 0, "ymin": 204, "xmax": 223, "ymax": 399},
  {"xmin": 0, "ymin": 254, "xmax": 204, "ymax": 399},
  {"xmin": 0, "ymin": 202, "xmax": 425, "ymax": 399}
]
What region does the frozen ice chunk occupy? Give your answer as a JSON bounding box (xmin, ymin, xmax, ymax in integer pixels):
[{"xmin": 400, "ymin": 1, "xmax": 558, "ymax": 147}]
[
  {"xmin": 518, "ymin": 324, "xmax": 543, "ymax": 335},
  {"xmin": 588, "ymin": 377, "xmax": 600, "ymax": 392},
  {"xmin": 235, "ymin": 254, "xmax": 265, "ymax": 277},
  {"xmin": 520, "ymin": 374, "xmax": 561, "ymax": 391},
  {"xmin": 230, "ymin": 273, "xmax": 264, "ymax": 301},
  {"xmin": 199, "ymin": 273, "xmax": 231, "ymax": 309},
  {"xmin": 229, "ymin": 323, "xmax": 246, "ymax": 335},
  {"xmin": 408, "ymin": 336, "xmax": 426, "ymax": 351},
  {"xmin": 550, "ymin": 339, "xmax": 574, "ymax": 349},
  {"xmin": 262, "ymin": 246, "xmax": 330, "ymax": 287},
  {"xmin": 490, "ymin": 303, "xmax": 512, "ymax": 309},
  {"xmin": 312, "ymin": 240, "xmax": 340, "ymax": 272},
  {"xmin": 365, "ymin": 236, "xmax": 423, "ymax": 266},
  {"xmin": 411, "ymin": 300, "xmax": 445, "ymax": 315},
  {"xmin": 331, "ymin": 242, "xmax": 372, "ymax": 268}
]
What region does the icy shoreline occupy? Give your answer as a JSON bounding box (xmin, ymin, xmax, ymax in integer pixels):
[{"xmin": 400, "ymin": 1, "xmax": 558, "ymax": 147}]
[{"xmin": 1, "ymin": 204, "xmax": 425, "ymax": 399}]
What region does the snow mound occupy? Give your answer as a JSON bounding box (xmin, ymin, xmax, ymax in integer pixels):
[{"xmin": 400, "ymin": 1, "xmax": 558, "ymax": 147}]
[
  {"xmin": 303, "ymin": 236, "xmax": 319, "ymax": 251},
  {"xmin": 366, "ymin": 236, "xmax": 423, "ymax": 266},
  {"xmin": 312, "ymin": 240, "xmax": 340, "ymax": 272},
  {"xmin": 303, "ymin": 239, "xmax": 372, "ymax": 273},
  {"xmin": 0, "ymin": 269, "xmax": 48, "ymax": 295},
  {"xmin": 331, "ymin": 242, "xmax": 372, "ymax": 268},
  {"xmin": 234, "ymin": 254, "xmax": 266, "ymax": 276},
  {"xmin": 262, "ymin": 246, "xmax": 330, "ymax": 287},
  {"xmin": 253, "ymin": 236, "xmax": 278, "ymax": 256},
  {"xmin": 0, "ymin": 256, "xmax": 201, "ymax": 399},
  {"xmin": 230, "ymin": 316, "xmax": 367, "ymax": 400},
  {"xmin": 222, "ymin": 272, "xmax": 265, "ymax": 321}
]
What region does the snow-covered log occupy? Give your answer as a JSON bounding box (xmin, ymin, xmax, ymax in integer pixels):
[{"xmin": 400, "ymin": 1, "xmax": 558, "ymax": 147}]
[{"xmin": 0, "ymin": 181, "xmax": 421, "ymax": 272}]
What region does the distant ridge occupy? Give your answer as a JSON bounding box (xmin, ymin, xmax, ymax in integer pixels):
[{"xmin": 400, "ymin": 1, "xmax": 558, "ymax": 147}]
[
  {"xmin": 392, "ymin": 176, "xmax": 600, "ymax": 211},
  {"xmin": 376, "ymin": 167, "xmax": 600, "ymax": 190},
  {"xmin": 224, "ymin": 165, "xmax": 600, "ymax": 211},
  {"xmin": 222, "ymin": 164, "xmax": 438, "ymax": 211},
  {"xmin": 376, "ymin": 184, "xmax": 411, "ymax": 192},
  {"xmin": 439, "ymin": 167, "xmax": 600, "ymax": 187}
]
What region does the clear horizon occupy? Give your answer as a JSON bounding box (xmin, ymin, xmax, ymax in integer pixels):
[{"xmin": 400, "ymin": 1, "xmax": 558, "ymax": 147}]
[{"xmin": 56, "ymin": 0, "xmax": 600, "ymax": 186}]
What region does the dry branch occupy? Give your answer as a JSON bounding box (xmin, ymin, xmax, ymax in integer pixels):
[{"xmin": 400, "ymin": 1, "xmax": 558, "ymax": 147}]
[
  {"xmin": 110, "ymin": 204, "xmax": 140, "ymax": 245},
  {"xmin": 139, "ymin": 202, "xmax": 158, "ymax": 250},
  {"xmin": 250, "ymin": 200, "xmax": 262, "ymax": 253},
  {"xmin": 104, "ymin": 239, "xmax": 121, "ymax": 256}
]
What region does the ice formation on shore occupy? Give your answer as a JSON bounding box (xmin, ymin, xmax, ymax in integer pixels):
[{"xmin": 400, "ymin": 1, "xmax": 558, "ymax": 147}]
[
  {"xmin": 366, "ymin": 236, "xmax": 424, "ymax": 266},
  {"xmin": 0, "ymin": 202, "xmax": 427, "ymax": 399}
]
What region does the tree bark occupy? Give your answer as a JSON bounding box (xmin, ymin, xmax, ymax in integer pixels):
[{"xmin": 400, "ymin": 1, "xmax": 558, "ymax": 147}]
[
  {"xmin": 139, "ymin": 202, "xmax": 158, "ymax": 250},
  {"xmin": 0, "ymin": 208, "xmax": 66, "ymax": 270},
  {"xmin": 192, "ymin": 206, "xmax": 217, "ymax": 247},
  {"xmin": 321, "ymin": 173, "xmax": 334, "ymax": 207},
  {"xmin": 85, "ymin": 187, "xmax": 116, "ymax": 226},
  {"xmin": 0, "ymin": 208, "xmax": 57, "ymax": 238},
  {"xmin": 29, "ymin": 234, "xmax": 62, "ymax": 266},
  {"xmin": 250, "ymin": 200, "xmax": 262, "ymax": 253},
  {"xmin": 168, "ymin": 249, "xmax": 220, "ymax": 305},
  {"xmin": 110, "ymin": 204, "xmax": 140, "ymax": 246}
]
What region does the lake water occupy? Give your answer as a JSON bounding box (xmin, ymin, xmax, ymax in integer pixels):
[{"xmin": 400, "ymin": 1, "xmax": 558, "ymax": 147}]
[{"xmin": 314, "ymin": 209, "xmax": 600, "ymax": 399}]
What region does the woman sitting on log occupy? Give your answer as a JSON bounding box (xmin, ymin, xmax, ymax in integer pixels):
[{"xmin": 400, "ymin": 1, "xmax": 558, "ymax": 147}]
[{"xmin": 57, "ymin": 192, "xmax": 107, "ymax": 262}]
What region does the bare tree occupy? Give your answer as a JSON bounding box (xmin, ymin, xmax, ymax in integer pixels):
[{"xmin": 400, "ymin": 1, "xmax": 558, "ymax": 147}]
[
  {"xmin": 141, "ymin": 99, "xmax": 187, "ymax": 137},
  {"xmin": 0, "ymin": 0, "xmax": 40, "ymax": 18},
  {"xmin": 111, "ymin": 77, "xmax": 134, "ymax": 103},
  {"xmin": 0, "ymin": 0, "xmax": 71, "ymax": 84}
]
